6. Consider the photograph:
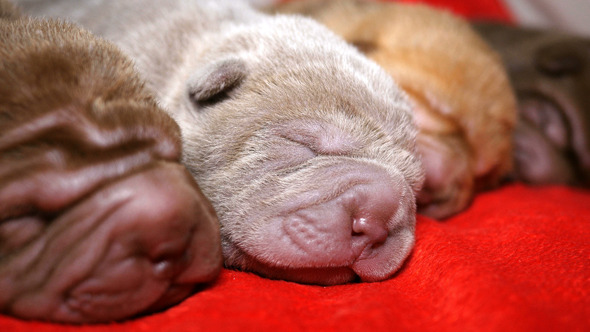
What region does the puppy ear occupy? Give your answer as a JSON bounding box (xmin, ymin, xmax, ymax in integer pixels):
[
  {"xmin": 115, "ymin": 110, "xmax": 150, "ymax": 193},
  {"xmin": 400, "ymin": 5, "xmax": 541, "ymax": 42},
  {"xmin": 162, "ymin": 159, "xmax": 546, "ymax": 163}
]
[{"xmin": 187, "ymin": 58, "xmax": 247, "ymax": 107}]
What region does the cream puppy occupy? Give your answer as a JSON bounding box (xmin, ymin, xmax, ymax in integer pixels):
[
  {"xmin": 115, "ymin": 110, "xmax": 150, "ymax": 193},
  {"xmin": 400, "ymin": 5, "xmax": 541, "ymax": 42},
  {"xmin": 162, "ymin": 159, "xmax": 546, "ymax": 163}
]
[{"xmin": 18, "ymin": 0, "xmax": 424, "ymax": 285}]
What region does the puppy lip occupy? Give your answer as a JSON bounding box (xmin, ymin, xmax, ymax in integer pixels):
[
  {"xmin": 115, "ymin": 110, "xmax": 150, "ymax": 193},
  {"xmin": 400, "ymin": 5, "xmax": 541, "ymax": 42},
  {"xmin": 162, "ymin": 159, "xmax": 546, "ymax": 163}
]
[
  {"xmin": 353, "ymin": 241, "xmax": 381, "ymax": 262},
  {"xmin": 234, "ymin": 249, "xmax": 358, "ymax": 285},
  {"xmin": 260, "ymin": 266, "xmax": 358, "ymax": 285}
]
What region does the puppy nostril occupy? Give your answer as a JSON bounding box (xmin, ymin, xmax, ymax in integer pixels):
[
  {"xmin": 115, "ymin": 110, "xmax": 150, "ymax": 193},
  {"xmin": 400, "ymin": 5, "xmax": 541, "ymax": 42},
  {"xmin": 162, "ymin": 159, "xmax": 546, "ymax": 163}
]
[
  {"xmin": 153, "ymin": 259, "xmax": 176, "ymax": 279},
  {"xmin": 352, "ymin": 217, "xmax": 388, "ymax": 244},
  {"xmin": 150, "ymin": 247, "xmax": 190, "ymax": 280},
  {"xmin": 152, "ymin": 255, "xmax": 188, "ymax": 280},
  {"xmin": 352, "ymin": 217, "xmax": 367, "ymax": 236},
  {"xmin": 351, "ymin": 216, "xmax": 389, "ymax": 262}
]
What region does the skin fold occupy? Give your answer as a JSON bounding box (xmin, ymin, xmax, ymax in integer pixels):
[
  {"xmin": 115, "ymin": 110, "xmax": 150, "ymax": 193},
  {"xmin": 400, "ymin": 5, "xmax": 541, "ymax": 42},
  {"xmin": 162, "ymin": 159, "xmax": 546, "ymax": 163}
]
[
  {"xmin": 272, "ymin": 0, "xmax": 518, "ymax": 219},
  {"xmin": 0, "ymin": 3, "xmax": 222, "ymax": 323},
  {"xmin": 17, "ymin": 0, "xmax": 425, "ymax": 285},
  {"xmin": 475, "ymin": 22, "xmax": 590, "ymax": 187}
]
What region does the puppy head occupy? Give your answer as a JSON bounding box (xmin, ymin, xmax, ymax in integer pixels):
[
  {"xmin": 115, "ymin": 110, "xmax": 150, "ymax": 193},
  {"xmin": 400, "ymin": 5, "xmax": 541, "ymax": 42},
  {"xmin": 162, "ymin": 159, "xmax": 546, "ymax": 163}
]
[
  {"xmin": 175, "ymin": 15, "xmax": 424, "ymax": 284},
  {"xmin": 0, "ymin": 17, "xmax": 221, "ymax": 323},
  {"xmin": 275, "ymin": 0, "xmax": 517, "ymax": 219},
  {"xmin": 475, "ymin": 23, "xmax": 590, "ymax": 186}
]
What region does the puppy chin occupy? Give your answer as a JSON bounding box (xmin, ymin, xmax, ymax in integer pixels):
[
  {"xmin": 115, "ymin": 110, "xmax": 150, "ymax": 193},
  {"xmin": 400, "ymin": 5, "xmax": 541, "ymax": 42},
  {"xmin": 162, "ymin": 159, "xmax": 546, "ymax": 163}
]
[{"xmin": 221, "ymin": 243, "xmax": 358, "ymax": 285}]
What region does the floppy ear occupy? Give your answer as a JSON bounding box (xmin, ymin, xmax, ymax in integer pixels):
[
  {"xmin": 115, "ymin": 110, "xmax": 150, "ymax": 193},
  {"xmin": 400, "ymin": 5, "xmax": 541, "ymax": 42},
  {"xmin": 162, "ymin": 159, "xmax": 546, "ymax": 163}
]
[{"xmin": 187, "ymin": 58, "xmax": 247, "ymax": 107}]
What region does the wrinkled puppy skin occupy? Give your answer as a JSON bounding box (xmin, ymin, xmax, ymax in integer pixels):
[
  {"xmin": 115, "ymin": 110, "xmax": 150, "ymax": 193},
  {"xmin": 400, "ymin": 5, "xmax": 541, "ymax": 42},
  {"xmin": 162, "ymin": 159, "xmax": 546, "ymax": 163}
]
[
  {"xmin": 273, "ymin": 0, "xmax": 518, "ymax": 219},
  {"xmin": 18, "ymin": 0, "xmax": 425, "ymax": 285},
  {"xmin": 0, "ymin": 5, "xmax": 222, "ymax": 324},
  {"xmin": 475, "ymin": 23, "xmax": 590, "ymax": 187}
]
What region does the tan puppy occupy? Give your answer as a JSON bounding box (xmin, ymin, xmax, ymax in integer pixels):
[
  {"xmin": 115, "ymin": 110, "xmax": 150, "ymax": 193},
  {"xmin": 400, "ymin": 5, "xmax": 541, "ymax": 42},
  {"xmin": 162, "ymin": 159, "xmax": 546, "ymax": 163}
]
[
  {"xmin": 1, "ymin": 1, "xmax": 221, "ymax": 323},
  {"xmin": 19, "ymin": 0, "xmax": 424, "ymax": 285},
  {"xmin": 273, "ymin": 0, "xmax": 517, "ymax": 219}
]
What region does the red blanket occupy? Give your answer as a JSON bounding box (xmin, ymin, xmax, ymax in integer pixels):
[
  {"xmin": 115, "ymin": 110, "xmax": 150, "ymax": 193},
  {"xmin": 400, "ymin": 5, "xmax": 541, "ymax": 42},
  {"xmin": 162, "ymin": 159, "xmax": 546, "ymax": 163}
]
[
  {"xmin": 2, "ymin": 1, "xmax": 589, "ymax": 331},
  {"xmin": 2, "ymin": 184, "xmax": 589, "ymax": 331}
]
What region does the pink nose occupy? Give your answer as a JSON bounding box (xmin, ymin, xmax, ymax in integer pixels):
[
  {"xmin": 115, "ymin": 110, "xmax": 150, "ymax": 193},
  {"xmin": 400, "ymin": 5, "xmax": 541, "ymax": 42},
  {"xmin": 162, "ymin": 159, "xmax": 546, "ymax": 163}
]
[
  {"xmin": 344, "ymin": 175, "xmax": 402, "ymax": 264},
  {"xmin": 336, "ymin": 167, "xmax": 415, "ymax": 282},
  {"xmin": 352, "ymin": 217, "xmax": 389, "ymax": 256}
]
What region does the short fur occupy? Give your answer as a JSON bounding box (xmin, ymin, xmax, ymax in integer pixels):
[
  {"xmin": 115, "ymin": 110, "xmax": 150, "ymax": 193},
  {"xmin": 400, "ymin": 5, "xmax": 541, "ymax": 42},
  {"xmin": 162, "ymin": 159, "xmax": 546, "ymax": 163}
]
[
  {"xmin": 18, "ymin": 0, "xmax": 424, "ymax": 285},
  {"xmin": 476, "ymin": 22, "xmax": 590, "ymax": 187},
  {"xmin": 273, "ymin": 0, "xmax": 517, "ymax": 219},
  {"xmin": 0, "ymin": 2, "xmax": 221, "ymax": 323}
]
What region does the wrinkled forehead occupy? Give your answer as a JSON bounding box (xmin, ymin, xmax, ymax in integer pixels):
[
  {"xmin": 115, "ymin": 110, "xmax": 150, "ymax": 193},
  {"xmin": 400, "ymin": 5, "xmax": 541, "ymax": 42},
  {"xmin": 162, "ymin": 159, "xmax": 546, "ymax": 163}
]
[
  {"xmin": 246, "ymin": 65, "xmax": 412, "ymax": 143},
  {"xmin": 248, "ymin": 48, "xmax": 410, "ymax": 125},
  {"xmin": 205, "ymin": 15, "xmax": 416, "ymax": 147}
]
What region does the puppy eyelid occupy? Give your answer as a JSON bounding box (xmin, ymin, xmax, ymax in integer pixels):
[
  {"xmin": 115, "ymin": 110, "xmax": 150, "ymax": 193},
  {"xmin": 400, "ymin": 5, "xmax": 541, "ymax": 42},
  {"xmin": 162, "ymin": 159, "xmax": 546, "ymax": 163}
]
[{"xmin": 281, "ymin": 135, "xmax": 319, "ymax": 156}]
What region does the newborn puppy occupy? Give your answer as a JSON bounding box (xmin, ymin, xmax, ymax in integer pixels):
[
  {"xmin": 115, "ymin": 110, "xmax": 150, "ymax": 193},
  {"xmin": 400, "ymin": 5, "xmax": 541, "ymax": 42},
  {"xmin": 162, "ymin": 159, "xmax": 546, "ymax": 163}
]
[
  {"xmin": 19, "ymin": 0, "xmax": 424, "ymax": 285},
  {"xmin": 0, "ymin": 3, "xmax": 221, "ymax": 323},
  {"xmin": 475, "ymin": 23, "xmax": 590, "ymax": 186},
  {"xmin": 273, "ymin": 0, "xmax": 517, "ymax": 219}
]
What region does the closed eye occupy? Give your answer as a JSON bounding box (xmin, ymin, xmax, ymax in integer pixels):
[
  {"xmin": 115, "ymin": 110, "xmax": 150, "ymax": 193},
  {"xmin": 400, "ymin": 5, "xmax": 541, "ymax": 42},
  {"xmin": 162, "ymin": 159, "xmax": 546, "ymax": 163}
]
[{"xmin": 260, "ymin": 136, "xmax": 317, "ymax": 174}]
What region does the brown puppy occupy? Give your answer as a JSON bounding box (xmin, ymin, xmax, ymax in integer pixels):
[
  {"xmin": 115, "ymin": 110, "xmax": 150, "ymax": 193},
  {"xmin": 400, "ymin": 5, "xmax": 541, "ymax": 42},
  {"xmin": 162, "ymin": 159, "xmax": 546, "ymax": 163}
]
[
  {"xmin": 19, "ymin": 0, "xmax": 424, "ymax": 285},
  {"xmin": 273, "ymin": 0, "xmax": 517, "ymax": 219},
  {"xmin": 475, "ymin": 23, "xmax": 590, "ymax": 186},
  {"xmin": 0, "ymin": 3, "xmax": 221, "ymax": 324}
]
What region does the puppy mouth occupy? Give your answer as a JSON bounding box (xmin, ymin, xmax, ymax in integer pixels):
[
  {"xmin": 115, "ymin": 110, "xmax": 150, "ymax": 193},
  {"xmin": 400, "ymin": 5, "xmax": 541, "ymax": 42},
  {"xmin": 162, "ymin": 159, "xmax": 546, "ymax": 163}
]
[
  {"xmin": 264, "ymin": 266, "xmax": 359, "ymax": 285},
  {"xmin": 237, "ymin": 254, "xmax": 359, "ymax": 285}
]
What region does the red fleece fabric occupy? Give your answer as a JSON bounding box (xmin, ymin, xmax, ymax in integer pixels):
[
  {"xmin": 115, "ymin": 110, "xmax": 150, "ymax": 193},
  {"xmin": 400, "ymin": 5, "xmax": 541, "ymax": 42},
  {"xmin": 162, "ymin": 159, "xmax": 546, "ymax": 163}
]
[
  {"xmin": 2, "ymin": 184, "xmax": 589, "ymax": 331},
  {"xmin": 397, "ymin": 0, "xmax": 513, "ymax": 22},
  {"xmin": 3, "ymin": 1, "xmax": 589, "ymax": 331}
]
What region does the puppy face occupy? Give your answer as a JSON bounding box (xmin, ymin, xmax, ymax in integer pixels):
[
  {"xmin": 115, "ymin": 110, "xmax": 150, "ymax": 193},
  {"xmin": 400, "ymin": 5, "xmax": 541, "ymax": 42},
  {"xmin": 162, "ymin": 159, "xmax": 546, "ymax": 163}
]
[
  {"xmin": 475, "ymin": 23, "xmax": 590, "ymax": 186},
  {"xmin": 0, "ymin": 14, "xmax": 221, "ymax": 323},
  {"xmin": 274, "ymin": 0, "xmax": 517, "ymax": 219},
  {"xmin": 171, "ymin": 16, "xmax": 424, "ymax": 285}
]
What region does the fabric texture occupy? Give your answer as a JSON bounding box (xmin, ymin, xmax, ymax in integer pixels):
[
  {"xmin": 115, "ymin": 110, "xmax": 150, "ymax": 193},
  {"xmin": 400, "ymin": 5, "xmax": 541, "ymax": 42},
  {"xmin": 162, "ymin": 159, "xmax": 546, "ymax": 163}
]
[
  {"xmin": 2, "ymin": 0, "xmax": 589, "ymax": 331},
  {"xmin": 2, "ymin": 184, "xmax": 588, "ymax": 331},
  {"xmin": 398, "ymin": 0, "xmax": 513, "ymax": 21}
]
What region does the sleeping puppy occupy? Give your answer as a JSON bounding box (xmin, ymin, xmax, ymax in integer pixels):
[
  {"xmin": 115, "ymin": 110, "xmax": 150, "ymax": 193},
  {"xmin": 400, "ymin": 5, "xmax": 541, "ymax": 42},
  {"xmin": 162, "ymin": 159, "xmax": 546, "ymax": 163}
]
[
  {"xmin": 18, "ymin": 0, "xmax": 424, "ymax": 285},
  {"xmin": 475, "ymin": 23, "xmax": 590, "ymax": 187},
  {"xmin": 273, "ymin": 0, "xmax": 517, "ymax": 219},
  {"xmin": 0, "ymin": 2, "xmax": 221, "ymax": 323}
]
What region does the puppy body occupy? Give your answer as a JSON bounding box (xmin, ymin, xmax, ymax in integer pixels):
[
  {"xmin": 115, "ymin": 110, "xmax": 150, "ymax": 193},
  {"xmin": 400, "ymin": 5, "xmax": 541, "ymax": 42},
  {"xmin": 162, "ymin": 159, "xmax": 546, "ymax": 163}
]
[
  {"xmin": 274, "ymin": 0, "xmax": 517, "ymax": 219},
  {"xmin": 18, "ymin": 0, "xmax": 424, "ymax": 285},
  {"xmin": 0, "ymin": 3, "xmax": 221, "ymax": 323},
  {"xmin": 475, "ymin": 23, "xmax": 590, "ymax": 186}
]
